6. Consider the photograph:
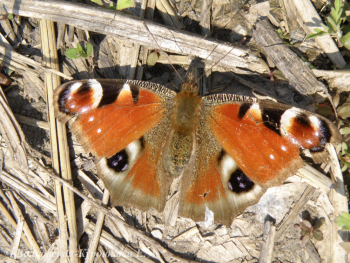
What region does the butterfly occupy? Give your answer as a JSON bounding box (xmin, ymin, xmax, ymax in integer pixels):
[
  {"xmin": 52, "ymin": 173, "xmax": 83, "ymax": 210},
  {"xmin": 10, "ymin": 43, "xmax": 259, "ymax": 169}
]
[{"xmin": 54, "ymin": 73, "xmax": 341, "ymax": 225}]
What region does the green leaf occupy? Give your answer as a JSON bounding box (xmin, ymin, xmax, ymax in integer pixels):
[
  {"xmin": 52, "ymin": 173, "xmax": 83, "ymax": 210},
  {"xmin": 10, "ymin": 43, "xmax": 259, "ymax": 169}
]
[
  {"xmin": 337, "ymin": 103, "xmax": 350, "ymax": 118},
  {"xmin": 321, "ymin": 23, "xmax": 332, "ymax": 32},
  {"xmin": 79, "ymin": 52, "xmax": 88, "ymax": 59},
  {"xmin": 341, "ymin": 158, "xmax": 350, "ymax": 168},
  {"xmin": 65, "ymin": 48, "xmax": 80, "ymax": 59},
  {"xmin": 341, "ymin": 164, "xmax": 348, "ymax": 172},
  {"xmin": 147, "ymin": 51, "xmax": 159, "ymax": 67},
  {"xmin": 313, "ymin": 218, "xmax": 325, "ymax": 230},
  {"xmin": 341, "ymin": 142, "xmax": 350, "ymax": 156},
  {"xmin": 259, "ymin": 58, "xmax": 270, "ymax": 73},
  {"xmin": 7, "ymin": 13, "xmax": 13, "ymax": 20},
  {"xmin": 335, "ymin": 0, "xmax": 342, "ymax": 11},
  {"xmin": 343, "ymin": 144, "xmax": 350, "ymax": 154},
  {"xmin": 107, "ymin": 2, "xmax": 117, "ymax": 10},
  {"xmin": 340, "ymin": 127, "xmax": 350, "ymax": 135},
  {"xmin": 301, "ymin": 229, "xmax": 309, "ymax": 235},
  {"xmin": 116, "ymin": 0, "xmax": 135, "ymax": 10},
  {"xmin": 335, "ymin": 212, "xmax": 350, "ymax": 230},
  {"xmin": 342, "ymin": 142, "xmax": 348, "ymax": 155},
  {"xmin": 300, "ymin": 220, "xmax": 312, "ymax": 230},
  {"xmin": 305, "ymin": 31, "xmax": 328, "ymax": 40},
  {"xmin": 305, "ymin": 33, "xmax": 318, "ymax": 40},
  {"xmin": 273, "ymin": 70, "xmax": 286, "ymax": 81},
  {"xmin": 330, "ymin": 7, "xmax": 340, "ymax": 25},
  {"xmin": 341, "ymin": 32, "xmax": 350, "ymax": 49},
  {"xmin": 330, "ymin": 2, "xmax": 344, "ymax": 25},
  {"xmin": 339, "ymin": 242, "xmax": 350, "ymax": 252},
  {"xmin": 313, "ymin": 229, "xmax": 323, "ymax": 241},
  {"xmin": 327, "ymin": 16, "xmax": 339, "ymax": 33},
  {"xmin": 91, "ymin": 0, "xmax": 103, "ymax": 5},
  {"xmin": 77, "ymin": 43, "xmax": 84, "ymax": 53},
  {"xmin": 314, "ymin": 28, "xmax": 324, "ymax": 33},
  {"xmin": 316, "ymin": 104, "xmax": 333, "ymax": 117},
  {"xmin": 277, "ymin": 28, "xmax": 289, "ymax": 39},
  {"xmin": 86, "ymin": 43, "xmax": 93, "ymax": 57}
]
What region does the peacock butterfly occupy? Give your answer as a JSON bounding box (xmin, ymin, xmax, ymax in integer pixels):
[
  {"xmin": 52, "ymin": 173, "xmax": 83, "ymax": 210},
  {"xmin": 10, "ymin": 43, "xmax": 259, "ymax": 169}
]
[{"xmin": 54, "ymin": 73, "xmax": 341, "ymax": 224}]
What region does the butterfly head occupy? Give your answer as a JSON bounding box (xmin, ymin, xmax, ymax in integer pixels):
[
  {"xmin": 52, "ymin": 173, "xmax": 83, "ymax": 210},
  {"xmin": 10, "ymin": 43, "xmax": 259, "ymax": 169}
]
[{"xmin": 180, "ymin": 72, "xmax": 199, "ymax": 95}]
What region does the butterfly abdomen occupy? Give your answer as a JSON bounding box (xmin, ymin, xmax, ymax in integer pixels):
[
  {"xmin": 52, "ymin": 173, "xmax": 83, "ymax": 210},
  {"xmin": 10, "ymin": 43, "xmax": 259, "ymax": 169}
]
[{"xmin": 163, "ymin": 79, "xmax": 202, "ymax": 176}]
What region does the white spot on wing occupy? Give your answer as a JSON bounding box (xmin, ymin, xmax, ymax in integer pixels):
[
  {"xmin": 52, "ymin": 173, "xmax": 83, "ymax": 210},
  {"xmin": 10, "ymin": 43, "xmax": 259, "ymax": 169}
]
[
  {"xmin": 125, "ymin": 140, "xmax": 141, "ymax": 162},
  {"xmin": 66, "ymin": 82, "xmax": 82, "ymax": 109},
  {"xmin": 88, "ymin": 116, "xmax": 94, "ymax": 122},
  {"xmin": 281, "ymin": 145, "xmax": 287, "ymax": 151},
  {"xmin": 122, "ymin": 83, "xmax": 131, "ymax": 93},
  {"xmin": 219, "ymin": 153, "xmax": 239, "ymax": 184},
  {"xmin": 250, "ymin": 103, "xmax": 261, "ymax": 117},
  {"xmin": 88, "ymin": 79, "xmax": 103, "ymax": 109},
  {"xmin": 270, "ymin": 154, "xmax": 274, "ymax": 160},
  {"xmin": 222, "ymin": 154, "xmax": 236, "ymax": 171},
  {"xmin": 309, "ymin": 116, "xmax": 321, "ymax": 129},
  {"xmin": 119, "ymin": 83, "xmax": 132, "ymax": 100},
  {"xmin": 280, "ymin": 108, "xmax": 300, "ymax": 135},
  {"xmin": 251, "ymin": 103, "xmax": 260, "ymax": 111},
  {"xmin": 69, "ymin": 82, "xmax": 83, "ymax": 93},
  {"xmin": 97, "ymin": 128, "xmax": 101, "ymax": 133}
]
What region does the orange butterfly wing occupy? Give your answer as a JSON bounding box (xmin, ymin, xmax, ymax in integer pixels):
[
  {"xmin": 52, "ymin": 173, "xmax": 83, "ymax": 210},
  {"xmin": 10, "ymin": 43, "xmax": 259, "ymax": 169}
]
[
  {"xmin": 54, "ymin": 79, "xmax": 176, "ymax": 210},
  {"xmin": 179, "ymin": 94, "xmax": 341, "ymax": 224}
]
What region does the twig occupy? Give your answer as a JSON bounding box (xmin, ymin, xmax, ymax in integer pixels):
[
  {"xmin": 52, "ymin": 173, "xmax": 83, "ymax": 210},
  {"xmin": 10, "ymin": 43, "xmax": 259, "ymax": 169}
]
[
  {"xmin": 10, "ymin": 219, "xmax": 24, "ymax": 259},
  {"xmin": 41, "ymin": 18, "xmax": 74, "ymax": 262},
  {"xmin": 291, "ymin": 164, "xmax": 333, "ymax": 193},
  {"xmin": 13, "ymin": 191, "xmax": 57, "ymax": 228},
  {"xmin": 0, "ymin": 45, "xmax": 72, "ymax": 80},
  {"xmin": 85, "ymin": 189, "xmax": 109, "ymax": 263},
  {"xmin": 326, "ymin": 144, "xmax": 349, "ymax": 262},
  {"xmin": 259, "ymin": 218, "xmax": 276, "ymax": 263},
  {"xmin": 1, "ymin": 0, "xmax": 260, "ymax": 72},
  {"xmin": 0, "ymin": 170, "xmax": 56, "ymax": 212},
  {"xmin": 14, "ymin": 114, "xmax": 49, "ymax": 130},
  {"xmin": 32, "ymin": 216, "xmax": 50, "ymax": 252},
  {"xmin": 0, "ymin": 86, "xmax": 28, "ymax": 173},
  {"xmin": 0, "ymin": 192, "xmax": 31, "ymax": 248},
  {"xmin": 6, "ymin": 191, "xmax": 42, "ymax": 260},
  {"xmin": 276, "ymin": 185, "xmax": 315, "ymax": 236},
  {"xmin": 85, "ymin": 223, "xmax": 156, "ymax": 263}
]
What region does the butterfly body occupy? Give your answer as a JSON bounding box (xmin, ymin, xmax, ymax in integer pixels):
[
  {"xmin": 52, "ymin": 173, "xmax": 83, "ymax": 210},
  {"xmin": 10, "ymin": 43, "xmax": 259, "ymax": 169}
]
[{"xmin": 54, "ymin": 77, "xmax": 341, "ymax": 224}]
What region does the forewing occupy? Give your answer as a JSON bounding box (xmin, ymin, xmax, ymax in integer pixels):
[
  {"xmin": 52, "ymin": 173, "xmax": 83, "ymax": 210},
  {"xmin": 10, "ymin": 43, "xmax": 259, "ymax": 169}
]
[
  {"xmin": 204, "ymin": 94, "xmax": 340, "ymax": 187},
  {"xmin": 54, "ymin": 79, "xmax": 176, "ymax": 210}
]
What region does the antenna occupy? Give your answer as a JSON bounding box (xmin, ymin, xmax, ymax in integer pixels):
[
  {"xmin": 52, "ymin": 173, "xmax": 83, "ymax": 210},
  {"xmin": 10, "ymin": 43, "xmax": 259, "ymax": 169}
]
[
  {"xmin": 196, "ymin": 37, "xmax": 246, "ymax": 83},
  {"xmin": 143, "ymin": 21, "xmax": 246, "ymax": 88},
  {"xmin": 143, "ymin": 21, "xmax": 185, "ymax": 83}
]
